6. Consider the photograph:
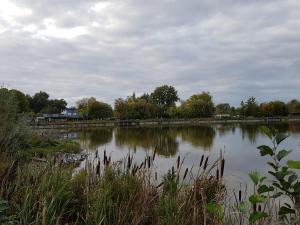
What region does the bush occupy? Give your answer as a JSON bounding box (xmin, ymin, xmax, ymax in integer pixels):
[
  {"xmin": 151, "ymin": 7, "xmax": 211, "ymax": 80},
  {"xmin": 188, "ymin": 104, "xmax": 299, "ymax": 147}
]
[{"xmin": 0, "ymin": 88, "xmax": 31, "ymax": 153}]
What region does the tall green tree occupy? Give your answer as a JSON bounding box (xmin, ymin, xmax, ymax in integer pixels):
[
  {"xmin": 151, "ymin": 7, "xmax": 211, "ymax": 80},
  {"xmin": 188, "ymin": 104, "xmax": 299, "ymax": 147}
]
[
  {"xmin": 182, "ymin": 92, "xmax": 214, "ymax": 118},
  {"xmin": 41, "ymin": 99, "xmax": 67, "ymax": 114},
  {"xmin": 9, "ymin": 89, "xmax": 30, "ymax": 113},
  {"xmin": 114, "ymin": 97, "xmax": 158, "ymax": 119},
  {"xmin": 0, "ymin": 88, "xmax": 30, "ymax": 152},
  {"xmin": 287, "ymin": 99, "xmax": 300, "ymax": 115},
  {"xmin": 215, "ymin": 103, "xmax": 231, "ymax": 115},
  {"xmin": 88, "ymin": 101, "xmax": 113, "ymax": 119},
  {"xmin": 76, "ymin": 97, "xmax": 96, "ymax": 118},
  {"xmin": 28, "ymin": 91, "xmax": 49, "ymax": 113},
  {"xmin": 244, "ymin": 97, "xmax": 260, "ymax": 117},
  {"xmin": 150, "ymin": 85, "xmax": 179, "ymax": 107},
  {"xmin": 260, "ymin": 101, "xmax": 288, "ymax": 117}
]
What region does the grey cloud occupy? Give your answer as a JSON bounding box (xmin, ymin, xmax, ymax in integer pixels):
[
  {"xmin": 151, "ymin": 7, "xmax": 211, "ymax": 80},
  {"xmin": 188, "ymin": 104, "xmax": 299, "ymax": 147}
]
[{"xmin": 0, "ymin": 0, "xmax": 299, "ymax": 106}]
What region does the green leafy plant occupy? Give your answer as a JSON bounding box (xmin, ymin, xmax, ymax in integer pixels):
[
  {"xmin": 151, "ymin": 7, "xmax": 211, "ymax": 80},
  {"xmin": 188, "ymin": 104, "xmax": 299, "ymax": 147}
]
[
  {"xmin": 248, "ymin": 171, "xmax": 270, "ymax": 224},
  {"xmin": 248, "ymin": 126, "xmax": 300, "ymax": 224}
]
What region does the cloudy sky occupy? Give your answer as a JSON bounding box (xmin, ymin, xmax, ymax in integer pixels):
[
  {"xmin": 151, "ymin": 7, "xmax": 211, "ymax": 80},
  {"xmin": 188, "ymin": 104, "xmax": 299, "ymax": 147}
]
[{"xmin": 0, "ymin": 0, "xmax": 299, "ymax": 106}]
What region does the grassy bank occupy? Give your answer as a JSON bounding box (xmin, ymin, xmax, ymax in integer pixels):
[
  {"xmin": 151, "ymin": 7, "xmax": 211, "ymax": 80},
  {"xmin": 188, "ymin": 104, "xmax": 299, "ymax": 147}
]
[
  {"xmin": 28, "ymin": 134, "xmax": 81, "ymax": 158},
  {"xmin": 30, "ymin": 117, "xmax": 300, "ymax": 130}
]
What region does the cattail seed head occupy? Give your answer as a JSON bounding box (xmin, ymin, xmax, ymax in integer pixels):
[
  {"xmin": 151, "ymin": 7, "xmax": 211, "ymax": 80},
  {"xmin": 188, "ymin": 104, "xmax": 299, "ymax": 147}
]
[
  {"xmin": 127, "ymin": 155, "xmax": 131, "ymax": 170},
  {"xmin": 183, "ymin": 168, "xmax": 189, "ymax": 180},
  {"xmin": 139, "ymin": 162, "xmax": 144, "ymax": 169},
  {"xmin": 258, "ymin": 205, "xmax": 262, "ymax": 212},
  {"xmin": 177, "ymin": 156, "xmax": 180, "ymax": 169},
  {"xmin": 221, "ymin": 159, "xmax": 225, "ymax": 177},
  {"xmin": 152, "ymin": 148, "xmax": 157, "ymax": 161},
  {"xmin": 148, "ymin": 156, "xmax": 151, "ymax": 169},
  {"xmin": 96, "ymin": 160, "xmax": 100, "ymax": 175},
  {"xmin": 203, "ymin": 156, "xmax": 209, "ymax": 170},
  {"xmin": 200, "ymin": 155, "xmax": 204, "ymax": 167}
]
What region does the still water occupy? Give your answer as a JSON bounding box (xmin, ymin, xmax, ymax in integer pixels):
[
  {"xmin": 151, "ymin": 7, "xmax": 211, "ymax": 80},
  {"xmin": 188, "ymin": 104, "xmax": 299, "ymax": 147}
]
[{"xmin": 60, "ymin": 122, "xmax": 300, "ymax": 188}]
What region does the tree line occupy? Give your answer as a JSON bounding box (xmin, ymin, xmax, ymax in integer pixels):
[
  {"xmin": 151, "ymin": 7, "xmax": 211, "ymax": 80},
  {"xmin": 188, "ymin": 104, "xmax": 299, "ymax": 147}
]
[{"xmin": 1, "ymin": 85, "xmax": 300, "ymax": 120}]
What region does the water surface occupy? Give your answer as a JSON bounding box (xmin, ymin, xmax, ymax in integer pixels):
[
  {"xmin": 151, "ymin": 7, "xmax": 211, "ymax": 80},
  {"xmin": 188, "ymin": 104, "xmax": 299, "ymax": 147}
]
[{"xmin": 57, "ymin": 122, "xmax": 300, "ymax": 188}]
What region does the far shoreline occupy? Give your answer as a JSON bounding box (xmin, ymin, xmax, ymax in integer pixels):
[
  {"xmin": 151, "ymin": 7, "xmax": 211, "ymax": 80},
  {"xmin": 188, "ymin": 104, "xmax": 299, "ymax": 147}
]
[{"xmin": 29, "ymin": 116, "xmax": 300, "ymax": 129}]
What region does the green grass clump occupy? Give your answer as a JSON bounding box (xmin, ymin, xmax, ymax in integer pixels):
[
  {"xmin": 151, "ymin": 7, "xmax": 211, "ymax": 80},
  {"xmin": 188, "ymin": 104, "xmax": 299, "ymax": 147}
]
[{"xmin": 28, "ymin": 134, "xmax": 81, "ymax": 157}]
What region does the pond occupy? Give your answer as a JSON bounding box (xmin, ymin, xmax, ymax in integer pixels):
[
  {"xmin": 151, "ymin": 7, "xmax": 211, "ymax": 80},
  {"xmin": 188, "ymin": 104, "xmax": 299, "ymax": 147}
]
[{"xmin": 52, "ymin": 122, "xmax": 300, "ymax": 189}]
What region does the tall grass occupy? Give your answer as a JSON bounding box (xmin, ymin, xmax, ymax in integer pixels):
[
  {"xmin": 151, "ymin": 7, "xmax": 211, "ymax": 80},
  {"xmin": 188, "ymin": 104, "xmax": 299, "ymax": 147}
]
[{"xmin": 0, "ymin": 150, "xmax": 225, "ymax": 225}]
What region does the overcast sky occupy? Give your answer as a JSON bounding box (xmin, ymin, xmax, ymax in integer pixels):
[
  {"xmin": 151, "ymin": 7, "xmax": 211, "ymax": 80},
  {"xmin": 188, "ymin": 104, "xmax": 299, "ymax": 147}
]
[{"xmin": 0, "ymin": 0, "xmax": 299, "ymax": 106}]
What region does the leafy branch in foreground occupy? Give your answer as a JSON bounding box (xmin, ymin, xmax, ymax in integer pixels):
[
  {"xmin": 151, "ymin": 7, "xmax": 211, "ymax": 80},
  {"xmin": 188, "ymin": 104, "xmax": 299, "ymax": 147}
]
[{"xmin": 248, "ymin": 127, "xmax": 300, "ymax": 224}]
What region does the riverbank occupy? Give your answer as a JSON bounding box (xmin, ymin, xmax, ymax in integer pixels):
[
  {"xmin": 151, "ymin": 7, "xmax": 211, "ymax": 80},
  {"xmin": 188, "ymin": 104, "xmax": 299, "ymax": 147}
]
[{"xmin": 30, "ymin": 117, "xmax": 300, "ymax": 129}]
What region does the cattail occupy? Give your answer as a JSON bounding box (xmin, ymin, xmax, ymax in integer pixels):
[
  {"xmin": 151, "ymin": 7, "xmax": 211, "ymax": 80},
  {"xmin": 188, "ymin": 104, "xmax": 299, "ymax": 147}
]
[
  {"xmin": 199, "ymin": 155, "xmax": 204, "ymax": 167},
  {"xmin": 139, "ymin": 162, "xmax": 144, "ymax": 169},
  {"xmin": 183, "ymin": 168, "xmax": 189, "ymax": 180},
  {"xmin": 108, "ymin": 156, "xmax": 111, "ymax": 165},
  {"xmin": 152, "ymin": 148, "xmax": 157, "ymax": 161},
  {"xmin": 144, "ymin": 158, "xmax": 147, "ymax": 168},
  {"xmin": 132, "ymin": 166, "xmax": 137, "ymax": 176},
  {"xmin": 221, "ymin": 159, "xmax": 225, "ymax": 177},
  {"xmin": 95, "ymin": 150, "xmax": 98, "ymax": 159},
  {"xmin": 96, "ymin": 160, "xmax": 100, "ymax": 175},
  {"xmin": 258, "ymin": 205, "xmax": 262, "ymax": 212},
  {"xmin": 155, "ymin": 172, "xmax": 157, "ymax": 180},
  {"xmin": 253, "ymin": 204, "xmax": 257, "ymax": 212},
  {"xmin": 239, "ymin": 190, "xmax": 242, "ymax": 202},
  {"xmin": 177, "ymin": 155, "xmax": 180, "ymax": 169},
  {"xmin": 53, "ymin": 155, "xmax": 57, "ymax": 165},
  {"xmin": 156, "ymin": 182, "xmax": 164, "ymax": 188},
  {"xmin": 203, "ymin": 156, "xmax": 209, "ymax": 170},
  {"xmin": 172, "ymin": 166, "xmax": 175, "ymax": 175},
  {"xmin": 216, "ymin": 169, "xmax": 219, "ymax": 180},
  {"xmin": 148, "ymin": 156, "xmax": 151, "ymax": 169},
  {"xmin": 127, "ymin": 155, "xmax": 132, "ymax": 170},
  {"xmin": 103, "ymin": 150, "xmax": 107, "ymax": 165}
]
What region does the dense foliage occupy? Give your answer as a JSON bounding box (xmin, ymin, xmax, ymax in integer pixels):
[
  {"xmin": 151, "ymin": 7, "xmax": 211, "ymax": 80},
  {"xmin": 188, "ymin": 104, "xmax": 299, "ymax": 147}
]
[
  {"xmin": 180, "ymin": 92, "xmax": 215, "ymax": 118},
  {"xmin": 0, "ymin": 89, "xmax": 68, "ymax": 114},
  {"xmin": 0, "ymin": 88, "xmax": 30, "ymax": 153},
  {"xmin": 2, "ymin": 86, "xmax": 300, "ymax": 120},
  {"xmin": 76, "ymin": 97, "xmax": 113, "ymax": 119},
  {"xmin": 228, "ymin": 127, "xmax": 300, "ymax": 224}
]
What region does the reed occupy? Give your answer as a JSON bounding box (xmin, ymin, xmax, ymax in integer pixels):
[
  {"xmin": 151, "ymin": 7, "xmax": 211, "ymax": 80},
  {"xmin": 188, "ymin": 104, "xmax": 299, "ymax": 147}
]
[{"xmin": 0, "ymin": 150, "xmax": 225, "ymax": 225}]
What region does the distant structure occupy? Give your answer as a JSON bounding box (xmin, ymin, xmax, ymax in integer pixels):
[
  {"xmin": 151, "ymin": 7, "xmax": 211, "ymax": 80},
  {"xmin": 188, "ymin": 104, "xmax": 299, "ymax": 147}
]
[
  {"xmin": 41, "ymin": 107, "xmax": 80, "ymax": 121},
  {"xmin": 214, "ymin": 114, "xmax": 231, "ymax": 119},
  {"xmin": 62, "ymin": 107, "xmax": 80, "ymax": 119}
]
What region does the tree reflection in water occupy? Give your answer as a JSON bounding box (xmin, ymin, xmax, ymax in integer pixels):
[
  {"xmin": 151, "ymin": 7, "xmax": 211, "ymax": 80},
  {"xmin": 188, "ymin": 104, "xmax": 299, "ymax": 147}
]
[
  {"xmin": 177, "ymin": 126, "xmax": 215, "ymax": 150},
  {"xmin": 114, "ymin": 127, "xmax": 179, "ymax": 157},
  {"xmin": 79, "ymin": 128, "xmax": 113, "ymax": 150},
  {"xmin": 73, "ymin": 122, "xmax": 300, "ymax": 156}
]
